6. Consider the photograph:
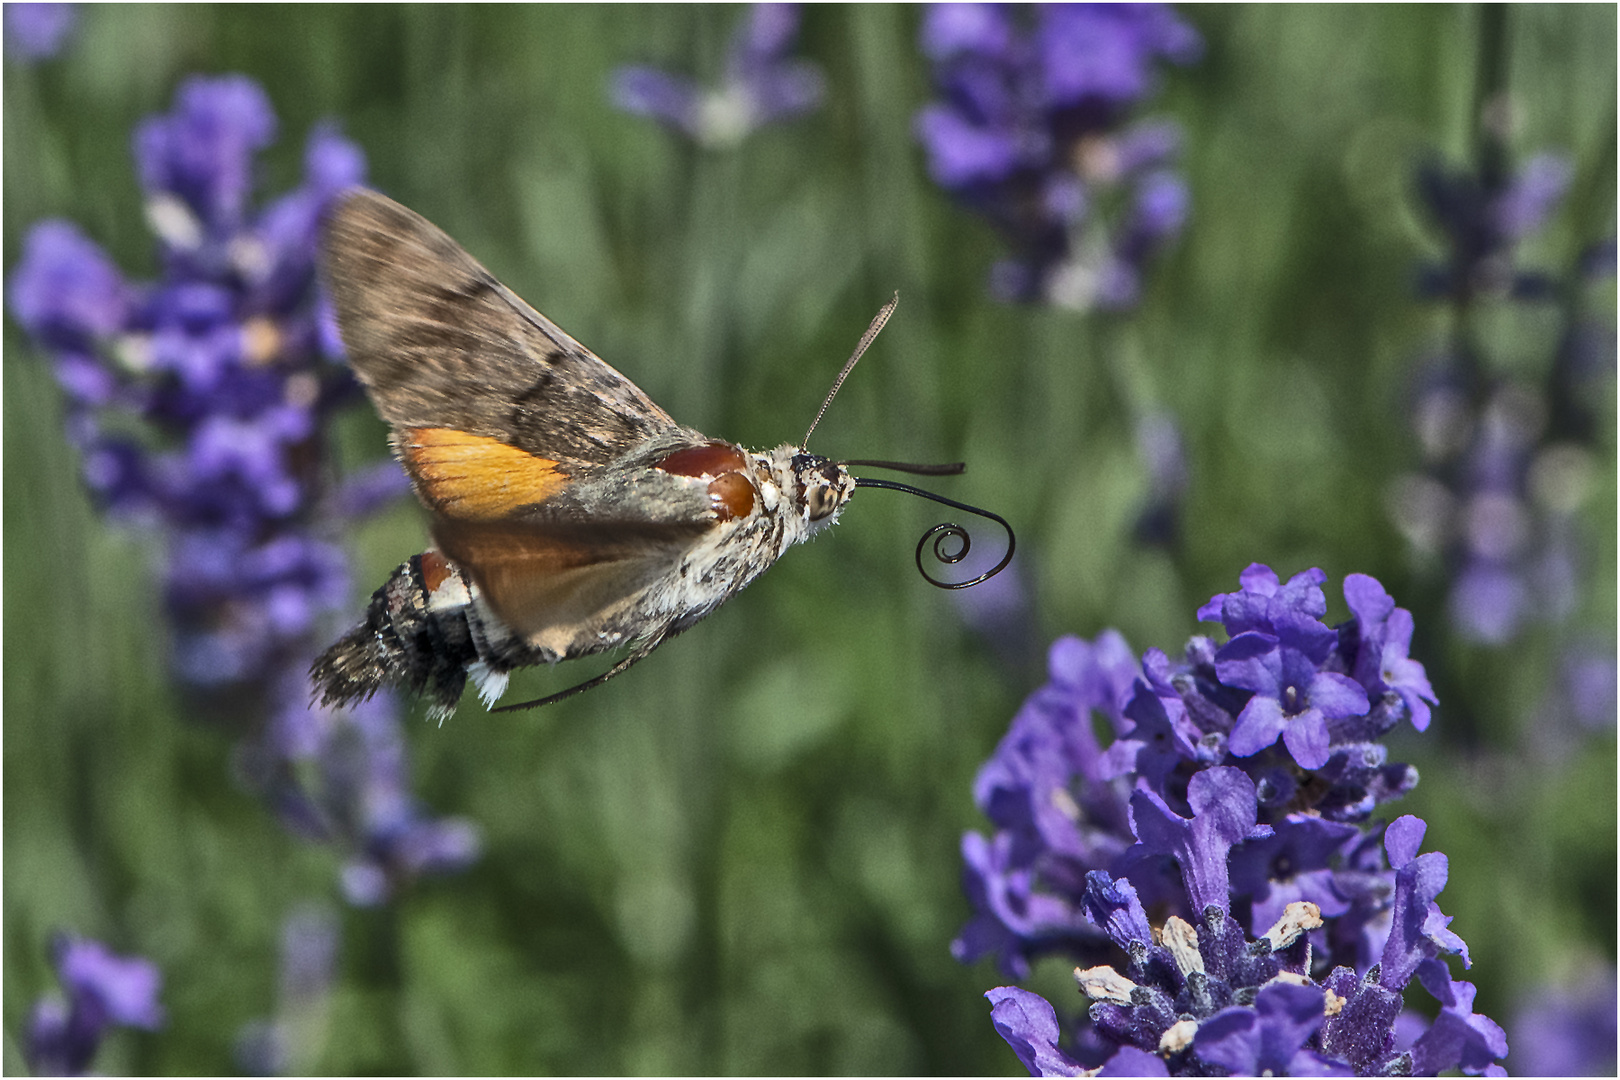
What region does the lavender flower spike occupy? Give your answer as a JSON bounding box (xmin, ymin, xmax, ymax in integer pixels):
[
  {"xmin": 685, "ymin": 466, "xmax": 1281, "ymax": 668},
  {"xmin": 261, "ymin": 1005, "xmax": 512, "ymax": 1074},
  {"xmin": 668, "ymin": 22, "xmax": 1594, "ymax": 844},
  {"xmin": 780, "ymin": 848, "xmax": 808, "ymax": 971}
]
[
  {"xmin": 9, "ymin": 74, "xmax": 478, "ymax": 905},
  {"xmin": 914, "ymin": 3, "xmax": 1200, "ymax": 308},
  {"xmin": 960, "ymin": 565, "xmax": 1502, "ymax": 1075}
]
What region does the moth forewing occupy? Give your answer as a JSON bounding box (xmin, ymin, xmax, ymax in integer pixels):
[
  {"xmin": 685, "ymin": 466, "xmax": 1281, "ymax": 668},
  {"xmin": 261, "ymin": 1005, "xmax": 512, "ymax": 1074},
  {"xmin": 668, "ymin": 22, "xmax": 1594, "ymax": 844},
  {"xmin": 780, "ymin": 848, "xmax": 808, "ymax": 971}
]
[{"xmin": 320, "ymin": 188, "xmax": 681, "ymax": 463}]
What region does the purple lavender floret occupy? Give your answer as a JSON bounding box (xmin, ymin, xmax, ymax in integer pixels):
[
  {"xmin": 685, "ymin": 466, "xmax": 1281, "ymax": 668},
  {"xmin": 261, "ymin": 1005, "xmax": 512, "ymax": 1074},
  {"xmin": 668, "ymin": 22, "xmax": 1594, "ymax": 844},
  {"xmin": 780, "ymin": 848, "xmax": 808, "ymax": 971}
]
[
  {"xmin": 915, "ymin": 3, "xmax": 1199, "ymax": 309},
  {"xmin": 610, "ymin": 3, "xmax": 823, "ymax": 148},
  {"xmin": 1377, "ymin": 816, "xmax": 1469, "ymax": 991},
  {"xmin": 1216, "ymin": 631, "xmax": 1368, "ymax": 770},
  {"xmin": 4, "ymin": 2, "xmax": 76, "ymax": 60},
  {"xmin": 987, "ymin": 986, "xmax": 1090, "ymax": 1077},
  {"xmin": 1125, "ymin": 767, "xmax": 1272, "ymax": 916},
  {"xmin": 1193, "ymin": 981, "xmax": 1344, "ymax": 1076},
  {"xmin": 24, "ymin": 937, "xmax": 164, "ymax": 1076},
  {"xmin": 957, "ymin": 566, "xmax": 1505, "ymax": 1075}
]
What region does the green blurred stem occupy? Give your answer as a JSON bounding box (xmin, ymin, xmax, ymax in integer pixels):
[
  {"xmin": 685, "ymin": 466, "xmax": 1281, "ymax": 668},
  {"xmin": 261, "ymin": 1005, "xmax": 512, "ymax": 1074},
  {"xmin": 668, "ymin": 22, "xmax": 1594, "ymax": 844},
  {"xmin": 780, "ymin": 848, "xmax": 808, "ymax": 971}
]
[
  {"xmin": 351, "ymin": 900, "xmax": 408, "ymax": 1071},
  {"xmin": 1454, "ymin": 3, "xmax": 1512, "ymax": 385},
  {"xmin": 683, "ymin": 148, "xmax": 746, "ymax": 432},
  {"xmin": 1471, "ymin": 3, "xmax": 1510, "ymax": 189}
]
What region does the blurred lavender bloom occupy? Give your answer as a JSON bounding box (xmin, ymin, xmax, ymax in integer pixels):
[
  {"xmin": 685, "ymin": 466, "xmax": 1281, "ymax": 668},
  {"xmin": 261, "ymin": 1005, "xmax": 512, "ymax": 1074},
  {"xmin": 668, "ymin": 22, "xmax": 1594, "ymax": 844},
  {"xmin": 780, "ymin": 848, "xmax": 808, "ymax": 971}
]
[
  {"xmin": 610, "ymin": 3, "xmax": 823, "ymax": 149},
  {"xmin": 236, "ymin": 904, "xmax": 340, "ymax": 1075},
  {"xmin": 1131, "ymin": 410, "xmax": 1188, "ymax": 546},
  {"xmin": 959, "ymin": 566, "xmax": 1504, "ymax": 1075},
  {"xmin": 135, "ymin": 74, "xmax": 278, "ymax": 235},
  {"xmin": 1508, "ymin": 966, "xmax": 1617, "ymax": 1077},
  {"xmin": 7, "ymin": 222, "xmax": 132, "ymax": 345},
  {"xmin": 1397, "ymin": 139, "xmax": 1613, "ymax": 650},
  {"xmin": 326, "ymin": 457, "xmax": 417, "ymax": 519},
  {"xmin": 1559, "ymin": 644, "xmax": 1617, "ymax": 731},
  {"xmin": 1416, "ymin": 375, "xmax": 1604, "ymax": 646},
  {"xmin": 1522, "ymin": 639, "xmax": 1619, "ymax": 764},
  {"xmin": 25, "ymin": 937, "xmax": 163, "ymax": 1077},
  {"xmin": 1490, "ymin": 154, "xmax": 1573, "ymax": 240},
  {"xmin": 915, "ymin": 3, "xmax": 1199, "ymax": 310},
  {"xmin": 9, "ymin": 75, "xmax": 368, "ymax": 693},
  {"xmin": 256, "ymin": 675, "xmax": 482, "ymax": 906},
  {"xmin": 8, "ymin": 75, "xmax": 477, "ymax": 904},
  {"xmin": 4, "ymin": 1, "xmax": 76, "ymax": 60},
  {"xmin": 1412, "ymin": 151, "xmax": 1571, "ymax": 302}
]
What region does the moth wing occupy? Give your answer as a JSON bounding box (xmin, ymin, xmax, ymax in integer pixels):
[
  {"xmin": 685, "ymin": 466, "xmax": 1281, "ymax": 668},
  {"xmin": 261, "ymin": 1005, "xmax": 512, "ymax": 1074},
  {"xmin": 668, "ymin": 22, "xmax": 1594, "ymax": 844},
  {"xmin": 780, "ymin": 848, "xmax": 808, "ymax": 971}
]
[
  {"xmin": 321, "ymin": 187, "xmax": 686, "ymax": 470},
  {"xmin": 322, "ymin": 188, "xmax": 730, "ymax": 644},
  {"xmin": 432, "ymin": 516, "xmax": 708, "ymax": 648}
]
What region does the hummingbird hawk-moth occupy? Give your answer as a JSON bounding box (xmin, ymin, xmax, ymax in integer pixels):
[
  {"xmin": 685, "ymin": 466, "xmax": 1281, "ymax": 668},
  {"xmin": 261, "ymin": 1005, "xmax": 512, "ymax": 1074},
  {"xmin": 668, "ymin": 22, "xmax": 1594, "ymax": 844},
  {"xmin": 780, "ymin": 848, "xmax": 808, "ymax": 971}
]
[{"xmin": 310, "ymin": 188, "xmax": 1011, "ymax": 718}]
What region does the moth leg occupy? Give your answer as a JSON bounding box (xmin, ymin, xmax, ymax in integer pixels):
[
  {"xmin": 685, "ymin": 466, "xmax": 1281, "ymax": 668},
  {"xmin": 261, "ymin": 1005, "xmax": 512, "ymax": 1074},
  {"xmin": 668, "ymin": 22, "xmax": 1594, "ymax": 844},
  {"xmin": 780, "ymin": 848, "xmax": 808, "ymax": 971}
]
[{"xmin": 489, "ymin": 631, "xmax": 669, "ymax": 712}]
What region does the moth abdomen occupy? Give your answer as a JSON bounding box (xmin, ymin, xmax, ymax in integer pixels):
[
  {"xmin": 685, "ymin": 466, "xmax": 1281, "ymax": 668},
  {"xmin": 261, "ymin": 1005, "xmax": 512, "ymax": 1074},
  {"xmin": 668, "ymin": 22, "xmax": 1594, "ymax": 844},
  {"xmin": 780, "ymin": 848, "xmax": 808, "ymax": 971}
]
[{"xmin": 310, "ymin": 552, "xmax": 479, "ymax": 714}]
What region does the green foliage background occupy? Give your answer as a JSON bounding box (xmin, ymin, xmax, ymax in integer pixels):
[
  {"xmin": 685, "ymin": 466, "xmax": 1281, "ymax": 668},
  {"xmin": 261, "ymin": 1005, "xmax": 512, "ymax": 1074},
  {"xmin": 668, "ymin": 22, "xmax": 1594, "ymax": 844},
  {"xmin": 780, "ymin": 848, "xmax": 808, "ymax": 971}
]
[{"xmin": 4, "ymin": 5, "xmax": 1614, "ymax": 1075}]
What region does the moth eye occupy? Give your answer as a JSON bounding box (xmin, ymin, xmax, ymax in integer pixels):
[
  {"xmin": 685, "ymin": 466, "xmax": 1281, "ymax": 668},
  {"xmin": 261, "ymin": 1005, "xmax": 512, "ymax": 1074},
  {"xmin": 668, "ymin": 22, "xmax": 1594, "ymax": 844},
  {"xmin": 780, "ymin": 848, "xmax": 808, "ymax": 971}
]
[{"xmin": 806, "ymin": 485, "xmax": 839, "ymax": 522}]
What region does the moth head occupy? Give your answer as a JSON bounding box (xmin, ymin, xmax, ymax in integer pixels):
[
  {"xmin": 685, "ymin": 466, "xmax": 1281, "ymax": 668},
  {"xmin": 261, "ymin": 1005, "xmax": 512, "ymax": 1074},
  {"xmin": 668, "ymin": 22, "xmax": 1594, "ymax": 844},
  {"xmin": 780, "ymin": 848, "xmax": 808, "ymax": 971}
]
[
  {"xmin": 789, "ymin": 451, "xmax": 854, "ymax": 528},
  {"xmin": 787, "ymin": 292, "xmax": 1014, "ymax": 589}
]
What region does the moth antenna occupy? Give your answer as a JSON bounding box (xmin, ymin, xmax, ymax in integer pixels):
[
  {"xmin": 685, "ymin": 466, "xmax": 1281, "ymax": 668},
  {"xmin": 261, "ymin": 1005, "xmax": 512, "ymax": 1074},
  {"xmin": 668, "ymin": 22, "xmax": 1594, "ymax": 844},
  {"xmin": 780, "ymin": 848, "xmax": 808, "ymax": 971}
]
[
  {"xmin": 839, "ymin": 459, "xmax": 965, "ymax": 477},
  {"xmin": 490, "ymin": 634, "xmax": 665, "ymax": 711},
  {"xmin": 851, "ymin": 476, "xmax": 1016, "ymax": 589},
  {"xmin": 804, "ymin": 292, "xmax": 899, "ymax": 449}
]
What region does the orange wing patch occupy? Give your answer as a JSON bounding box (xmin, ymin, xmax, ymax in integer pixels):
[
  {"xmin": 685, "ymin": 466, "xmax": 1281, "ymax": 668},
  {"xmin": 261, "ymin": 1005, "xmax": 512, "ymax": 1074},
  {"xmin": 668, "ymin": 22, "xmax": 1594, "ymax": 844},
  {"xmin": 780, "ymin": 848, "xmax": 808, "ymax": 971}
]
[{"xmin": 402, "ymin": 427, "xmax": 569, "ymax": 521}]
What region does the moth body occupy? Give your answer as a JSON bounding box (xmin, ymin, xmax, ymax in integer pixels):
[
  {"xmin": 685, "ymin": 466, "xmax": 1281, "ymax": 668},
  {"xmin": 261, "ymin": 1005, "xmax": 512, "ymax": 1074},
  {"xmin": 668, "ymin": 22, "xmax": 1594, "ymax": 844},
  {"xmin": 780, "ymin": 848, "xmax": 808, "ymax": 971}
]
[
  {"xmin": 307, "ymin": 188, "xmax": 872, "ymax": 713},
  {"xmin": 313, "ymin": 434, "xmax": 851, "ymax": 715}
]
